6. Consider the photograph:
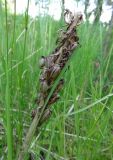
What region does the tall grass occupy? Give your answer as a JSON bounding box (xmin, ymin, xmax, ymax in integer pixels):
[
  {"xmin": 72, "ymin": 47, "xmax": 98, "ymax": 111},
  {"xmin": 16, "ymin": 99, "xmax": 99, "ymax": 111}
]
[
  {"xmin": 0, "ymin": 1, "xmax": 113, "ymax": 160},
  {"xmin": 4, "ymin": 0, "xmax": 13, "ymax": 159}
]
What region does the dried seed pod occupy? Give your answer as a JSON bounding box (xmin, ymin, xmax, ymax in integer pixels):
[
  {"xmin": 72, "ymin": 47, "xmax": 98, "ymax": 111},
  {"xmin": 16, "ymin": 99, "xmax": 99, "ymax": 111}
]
[
  {"xmin": 75, "ymin": 12, "xmax": 83, "ymax": 25},
  {"xmin": 71, "ymin": 42, "xmax": 78, "ymax": 50},
  {"xmin": 40, "ymin": 68, "xmax": 51, "ymax": 81},
  {"xmin": 52, "ymin": 53, "xmax": 59, "ymax": 63},
  {"xmin": 56, "ymin": 30, "xmax": 67, "ymax": 45},
  {"xmin": 52, "ymin": 47, "xmax": 60, "ymax": 54},
  {"xmin": 39, "ymin": 55, "xmax": 55, "ymax": 69},
  {"xmin": 50, "ymin": 64, "xmax": 61, "ymax": 80},
  {"xmin": 62, "ymin": 50, "xmax": 70, "ymax": 58},
  {"xmin": 62, "ymin": 47, "xmax": 68, "ymax": 55},
  {"xmin": 40, "ymin": 79, "xmax": 49, "ymax": 93},
  {"xmin": 64, "ymin": 9, "xmax": 74, "ymax": 24},
  {"xmin": 45, "ymin": 57, "xmax": 54, "ymax": 67},
  {"xmin": 68, "ymin": 35, "xmax": 79, "ymax": 45},
  {"xmin": 36, "ymin": 92, "xmax": 45, "ymax": 107},
  {"xmin": 55, "ymin": 79, "xmax": 64, "ymax": 93},
  {"xmin": 39, "ymin": 56, "xmax": 45, "ymax": 68},
  {"xmin": 48, "ymin": 94, "xmax": 60, "ymax": 105}
]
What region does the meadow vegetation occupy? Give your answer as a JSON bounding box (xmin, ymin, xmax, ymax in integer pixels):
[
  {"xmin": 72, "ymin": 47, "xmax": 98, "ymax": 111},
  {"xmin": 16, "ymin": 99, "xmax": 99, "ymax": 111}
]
[{"xmin": 0, "ymin": 2, "xmax": 113, "ymax": 160}]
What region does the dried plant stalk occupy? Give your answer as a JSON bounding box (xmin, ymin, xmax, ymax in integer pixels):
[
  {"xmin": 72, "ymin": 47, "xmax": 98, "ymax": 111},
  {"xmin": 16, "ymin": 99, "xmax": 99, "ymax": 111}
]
[{"xmin": 18, "ymin": 9, "xmax": 83, "ymax": 160}]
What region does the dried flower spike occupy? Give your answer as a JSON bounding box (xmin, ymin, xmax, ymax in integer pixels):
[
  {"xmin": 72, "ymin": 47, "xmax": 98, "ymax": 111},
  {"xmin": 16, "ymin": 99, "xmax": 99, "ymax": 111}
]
[
  {"xmin": 18, "ymin": 9, "xmax": 83, "ymax": 160},
  {"xmin": 34, "ymin": 9, "xmax": 83, "ymax": 124}
]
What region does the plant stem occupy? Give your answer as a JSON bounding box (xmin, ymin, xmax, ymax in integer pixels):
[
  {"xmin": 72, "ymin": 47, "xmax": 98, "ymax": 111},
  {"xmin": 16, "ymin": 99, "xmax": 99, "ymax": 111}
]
[{"xmin": 5, "ymin": 0, "xmax": 13, "ymax": 159}]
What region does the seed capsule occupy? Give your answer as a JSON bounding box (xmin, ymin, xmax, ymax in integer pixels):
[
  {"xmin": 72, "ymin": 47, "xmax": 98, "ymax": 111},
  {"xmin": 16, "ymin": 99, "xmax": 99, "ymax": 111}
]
[
  {"xmin": 50, "ymin": 64, "xmax": 61, "ymax": 80},
  {"xmin": 48, "ymin": 94, "xmax": 60, "ymax": 105},
  {"xmin": 64, "ymin": 9, "xmax": 74, "ymax": 24},
  {"xmin": 35, "ymin": 93, "xmax": 45, "ymax": 107},
  {"xmin": 75, "ymin": 12, "xmax": 83, "ymax": 26},
  {"xmin": 39, "ymin": 56, "xmax": 45, "ymax": 68},
  {"xmin": 55, "ymin": 79, "xmax": 64, "ymax": 93},
  {"xmin": 71, "ymin": 42, "xmax": 78, "ymax": 50},
  {"xmin": 45, "ymin": 57, "xmax": 53, "ymax": 68},
  {"xmin": 40, "ymin": 79, "xmax": 49, "ymax": 93}
]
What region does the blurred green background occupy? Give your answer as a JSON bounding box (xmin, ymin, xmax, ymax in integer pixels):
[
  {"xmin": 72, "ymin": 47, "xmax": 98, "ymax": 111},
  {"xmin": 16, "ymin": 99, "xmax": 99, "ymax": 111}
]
[{"xmin": 0, "ymin": 0, "xmax": 113, "ymax": 159}]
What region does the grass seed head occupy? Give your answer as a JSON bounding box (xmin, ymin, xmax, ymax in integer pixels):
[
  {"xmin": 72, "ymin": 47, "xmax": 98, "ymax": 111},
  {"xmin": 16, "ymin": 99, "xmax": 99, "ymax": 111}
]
[{"xmin": 33, "ymin": 9, "xmax": 83, "ymax": 123}]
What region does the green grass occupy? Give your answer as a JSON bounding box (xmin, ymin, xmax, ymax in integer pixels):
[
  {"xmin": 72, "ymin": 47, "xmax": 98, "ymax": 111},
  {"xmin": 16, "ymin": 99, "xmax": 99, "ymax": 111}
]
[{"xmin": 0, "ymin": 2, "xmax": 113, "ymax": 160}]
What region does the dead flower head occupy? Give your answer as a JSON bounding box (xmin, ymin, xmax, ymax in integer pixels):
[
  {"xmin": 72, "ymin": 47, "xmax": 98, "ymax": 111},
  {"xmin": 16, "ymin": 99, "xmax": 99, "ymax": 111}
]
[{"xmin": 32, "ymin": 9, "xmax": 83, "ymax": 121}]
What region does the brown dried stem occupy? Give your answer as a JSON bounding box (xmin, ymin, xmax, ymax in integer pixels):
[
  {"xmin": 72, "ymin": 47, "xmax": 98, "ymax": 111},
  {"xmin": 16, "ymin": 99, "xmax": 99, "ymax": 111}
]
[{"xmin": 18, "ymin": 10, "xmax": 83, "ymax": 160}]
